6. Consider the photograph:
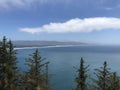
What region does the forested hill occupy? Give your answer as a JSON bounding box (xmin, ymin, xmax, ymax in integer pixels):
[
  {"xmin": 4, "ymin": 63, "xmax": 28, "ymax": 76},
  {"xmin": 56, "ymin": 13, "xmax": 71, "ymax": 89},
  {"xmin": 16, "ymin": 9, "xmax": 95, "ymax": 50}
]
[{"xmin": 13, "ymin": 41, "xmax": 86, "ymax": 48}]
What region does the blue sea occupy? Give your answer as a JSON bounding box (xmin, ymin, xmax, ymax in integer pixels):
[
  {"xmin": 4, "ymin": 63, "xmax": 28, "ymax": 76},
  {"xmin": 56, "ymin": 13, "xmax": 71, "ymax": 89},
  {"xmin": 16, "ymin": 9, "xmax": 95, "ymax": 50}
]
[{"xmin": 17, "ymin": 45, "xmax": 120, "ymax": 90}]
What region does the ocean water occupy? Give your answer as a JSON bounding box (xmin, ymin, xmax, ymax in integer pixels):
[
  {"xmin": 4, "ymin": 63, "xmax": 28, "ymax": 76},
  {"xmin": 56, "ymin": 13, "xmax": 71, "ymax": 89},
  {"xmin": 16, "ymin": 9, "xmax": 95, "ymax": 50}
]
[{"xmin": 17, "ymin": 45, "xmax": 120, "ymax": 90}]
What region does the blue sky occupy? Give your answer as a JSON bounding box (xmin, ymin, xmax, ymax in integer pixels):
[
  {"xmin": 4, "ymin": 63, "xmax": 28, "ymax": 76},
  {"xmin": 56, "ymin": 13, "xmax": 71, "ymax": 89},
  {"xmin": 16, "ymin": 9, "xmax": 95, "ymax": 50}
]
[{"xmin": 1, "ymin": 0, "xmax": 120, "ymax": 45}]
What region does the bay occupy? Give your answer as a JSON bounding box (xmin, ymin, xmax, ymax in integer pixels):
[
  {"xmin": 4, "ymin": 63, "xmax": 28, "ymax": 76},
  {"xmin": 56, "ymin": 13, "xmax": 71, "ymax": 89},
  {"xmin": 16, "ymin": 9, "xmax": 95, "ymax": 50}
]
[{"xmin": 17, "ymin": 45, "xmax": 120, "ymax": 90}]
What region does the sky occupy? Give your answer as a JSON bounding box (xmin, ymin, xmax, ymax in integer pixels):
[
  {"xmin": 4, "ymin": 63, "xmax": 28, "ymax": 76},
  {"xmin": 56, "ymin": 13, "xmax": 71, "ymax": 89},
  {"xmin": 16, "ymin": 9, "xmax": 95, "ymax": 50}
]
[{"xmin": 1, "ymin": 0, "xmax": 120, "ymax": 45}]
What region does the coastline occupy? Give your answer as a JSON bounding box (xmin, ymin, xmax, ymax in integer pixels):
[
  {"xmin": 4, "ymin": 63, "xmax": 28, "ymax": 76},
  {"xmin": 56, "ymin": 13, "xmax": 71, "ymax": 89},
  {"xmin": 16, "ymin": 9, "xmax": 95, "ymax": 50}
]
[{"xmin": 14, "ymin": 45, "xmax": 86, "ymax": 50}]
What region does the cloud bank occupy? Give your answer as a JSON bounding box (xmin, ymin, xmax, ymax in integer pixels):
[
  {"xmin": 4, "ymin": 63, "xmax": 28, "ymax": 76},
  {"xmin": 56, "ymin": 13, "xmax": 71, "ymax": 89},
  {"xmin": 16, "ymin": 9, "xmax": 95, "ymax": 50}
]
[{"xmin": 20, "ymin": 17, "xmax": 120, "ymax": 34}]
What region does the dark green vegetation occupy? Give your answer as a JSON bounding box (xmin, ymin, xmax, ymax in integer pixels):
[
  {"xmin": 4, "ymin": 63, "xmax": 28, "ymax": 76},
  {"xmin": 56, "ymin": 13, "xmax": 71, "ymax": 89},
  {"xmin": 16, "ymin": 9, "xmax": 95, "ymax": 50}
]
[
  {"xmin": 0, "ymin": 36, "xmax": 120, "ymax": 90},
  {"xmin": 24, "ymin": 49, "xmax": 50, "ymax": 90},
  {"xmin": 75, "ymin": 57, "xmax": 89, "ymax": 90},
  {"xmin": 0, "ymin": 36, "xmax": 18, "ymax": 90},
  {"xmin": 0, "ymin": 36, "xmax": 50, "ymax": 90},
  {"xmin": 75, "ymin": 58, "xmax": 120, "ymax": 90}
]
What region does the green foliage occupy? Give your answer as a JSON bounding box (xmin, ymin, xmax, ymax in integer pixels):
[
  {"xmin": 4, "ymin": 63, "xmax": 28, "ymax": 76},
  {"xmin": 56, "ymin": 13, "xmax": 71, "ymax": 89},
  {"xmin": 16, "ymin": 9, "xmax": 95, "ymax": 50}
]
[
  {"xmin": 24, "ymin": 49, "xmax": 50, "ymax": 90},
  {"xmin": 0, "ymin": 36, "xmax": 19, "ymax": 90},
  {"xmin": 92, "ymin": 61, "xmax": 111, "ymax": 90},
  {"xmin": 75, "ymin": 60, "xmax": 120, "ymax": 90},
  {"xmin": 109, "ymin": 72, "xmax": 120, "ymax": 90},
  {"xmin": 75, "ymin": 57, "xmax": 89, "ymax": 90}
]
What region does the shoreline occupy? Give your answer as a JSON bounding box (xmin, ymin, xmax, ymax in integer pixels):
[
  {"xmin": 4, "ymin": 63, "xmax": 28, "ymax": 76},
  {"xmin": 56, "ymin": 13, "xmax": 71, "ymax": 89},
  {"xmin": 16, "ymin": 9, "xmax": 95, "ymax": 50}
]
[{"xmin": 14, "ymin": 45, "xmax": 86, "ymax": 50}]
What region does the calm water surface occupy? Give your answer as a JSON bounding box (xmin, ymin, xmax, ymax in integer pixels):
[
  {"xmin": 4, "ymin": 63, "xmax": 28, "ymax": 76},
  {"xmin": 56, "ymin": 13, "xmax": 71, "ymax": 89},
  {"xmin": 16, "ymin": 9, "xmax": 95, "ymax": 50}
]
[{"xmin": 17, "ymin": 45, "xmax": 120, "ymax": 90}]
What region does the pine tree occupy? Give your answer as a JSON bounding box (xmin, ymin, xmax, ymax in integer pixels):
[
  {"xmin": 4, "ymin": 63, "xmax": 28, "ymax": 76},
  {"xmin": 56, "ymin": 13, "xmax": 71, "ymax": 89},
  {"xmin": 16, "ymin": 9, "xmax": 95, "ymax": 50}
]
[
  {"xmin": 24, "ymin": 49, "xmax": 50, "ymax": 90},
  {"xmin": 109, "ymin": 72, "xmax": 120, "ymax": 90},
  {"xmin": 75, "ymin": 57, "xmax": 89, "ymax": 90},
  {"xmin": 7, "ymin": 40, "xmax": 19, "ymax": 89},
  {"xmin": 0, "ymin": 36, "xmax": 9, "ymax": 89},
  {"xmin": 0, "ymin": 36, "xmax": 18, "ymax": 90},
  {"xmin": 93, "ymin": 61, "xmax": 111, "ymax": 90}
]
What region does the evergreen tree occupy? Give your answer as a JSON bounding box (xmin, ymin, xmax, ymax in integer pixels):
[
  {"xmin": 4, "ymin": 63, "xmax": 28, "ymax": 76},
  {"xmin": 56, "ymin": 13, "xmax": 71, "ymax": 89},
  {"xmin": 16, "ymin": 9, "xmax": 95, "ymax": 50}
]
[
  {"xmin": 93, "ymin": 61, "xmax": 111, "ymax": 90},
  {"xmin": 24, "ymin": 49, "xmax": 50, "ymax": 90},
  {"xmin": 0, "ymin": 36, "xmax": 8, "ymax": 89},
  {"xmin": 75, "ymin": 57, "xmax": 89, "ymax": 90},
  {"xmin": 109, "ymin": 72, "xmax": 120, "ymax": 90},
  {"xmin": 0, "ymin": 36, "xmax": 18, "ymax": 90}
]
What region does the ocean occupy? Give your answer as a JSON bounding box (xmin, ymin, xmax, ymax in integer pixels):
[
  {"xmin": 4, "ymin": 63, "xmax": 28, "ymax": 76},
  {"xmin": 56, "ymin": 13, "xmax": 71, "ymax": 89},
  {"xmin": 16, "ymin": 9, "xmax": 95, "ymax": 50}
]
[{"xmin": 17, "ymin": 45, "xmax": 120, "ymax": 90}]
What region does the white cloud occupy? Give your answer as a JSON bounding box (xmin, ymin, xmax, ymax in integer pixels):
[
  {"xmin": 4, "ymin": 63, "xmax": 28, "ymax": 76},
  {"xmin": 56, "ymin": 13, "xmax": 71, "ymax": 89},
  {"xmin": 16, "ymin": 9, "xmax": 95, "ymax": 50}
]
[
  {"xmin": 0, "ymin": 0, "xmax": 72, "ymax": 9},
  {"xmin": 0, "ymin": 0, "xmax": 33, "ymax": 9},
  {"xmin": 20, "ymin": 17, "xmax": 120, "ymax": 34}
]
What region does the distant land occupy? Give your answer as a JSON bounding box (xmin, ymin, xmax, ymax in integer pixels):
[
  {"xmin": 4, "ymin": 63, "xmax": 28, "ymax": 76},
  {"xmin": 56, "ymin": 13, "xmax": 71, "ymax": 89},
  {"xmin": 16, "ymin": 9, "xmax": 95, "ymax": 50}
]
[{"xmin": 13, "ymin": 41, "xmax": 87, "ymax": 48}]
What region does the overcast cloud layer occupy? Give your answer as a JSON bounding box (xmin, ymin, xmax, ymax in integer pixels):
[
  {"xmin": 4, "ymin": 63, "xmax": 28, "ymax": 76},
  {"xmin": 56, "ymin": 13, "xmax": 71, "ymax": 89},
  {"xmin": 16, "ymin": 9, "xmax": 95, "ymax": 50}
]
[{"xmin": 20, "ymin": 17, "xmax": 120, "ymax": 34}]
